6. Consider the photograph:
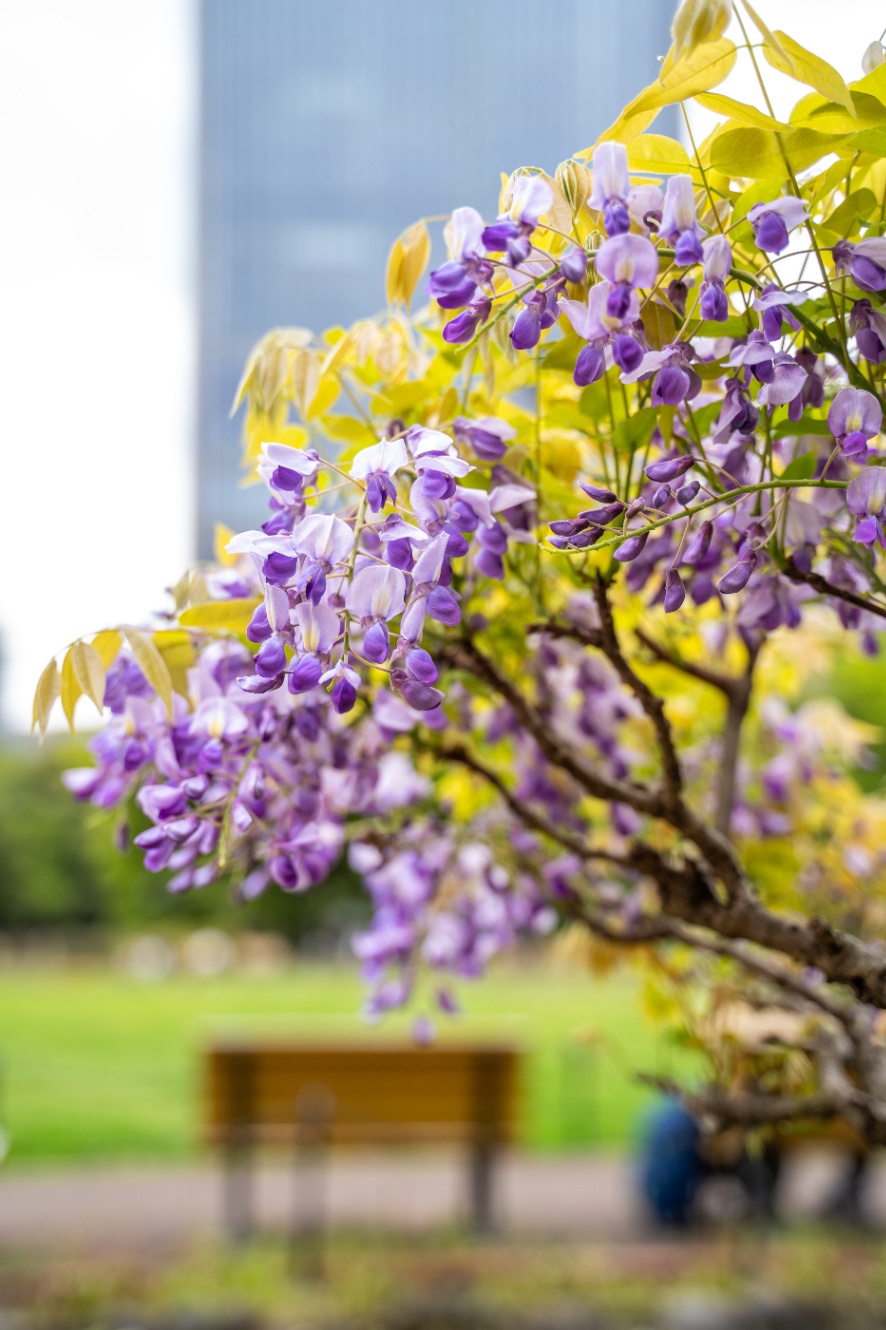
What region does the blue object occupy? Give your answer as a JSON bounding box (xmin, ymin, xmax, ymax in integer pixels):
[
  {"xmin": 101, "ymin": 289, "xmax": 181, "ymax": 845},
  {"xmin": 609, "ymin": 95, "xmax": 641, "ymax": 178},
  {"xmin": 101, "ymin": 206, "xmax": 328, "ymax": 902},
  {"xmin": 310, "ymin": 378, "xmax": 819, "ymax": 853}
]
[{"xmin": 638, "ymin": 1097, "xmax": 705, "ymax": 1225}]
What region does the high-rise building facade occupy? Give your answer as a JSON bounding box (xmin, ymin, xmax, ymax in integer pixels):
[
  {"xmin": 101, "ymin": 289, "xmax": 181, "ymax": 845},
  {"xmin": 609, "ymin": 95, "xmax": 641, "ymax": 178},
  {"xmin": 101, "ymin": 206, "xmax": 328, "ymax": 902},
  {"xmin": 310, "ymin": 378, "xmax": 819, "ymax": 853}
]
[{"xmin": 197, "ymin": 0, "xmax": 674, "ymax": 556}]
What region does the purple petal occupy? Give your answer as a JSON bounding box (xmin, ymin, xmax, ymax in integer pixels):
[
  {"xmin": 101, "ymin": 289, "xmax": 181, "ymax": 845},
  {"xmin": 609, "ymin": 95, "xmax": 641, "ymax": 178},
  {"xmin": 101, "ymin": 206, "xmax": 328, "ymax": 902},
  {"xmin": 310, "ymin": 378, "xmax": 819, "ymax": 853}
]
[
  {"xmin": 596, "ymin": 233, "xmax": 660, "ymax": 289},
  {"xmin": 828, "ymin": 386, "xmax": 882, "ymax": 441},
  {"xmin": 346, "ymin": 564, "xmax": 407, "ymax": 621}
]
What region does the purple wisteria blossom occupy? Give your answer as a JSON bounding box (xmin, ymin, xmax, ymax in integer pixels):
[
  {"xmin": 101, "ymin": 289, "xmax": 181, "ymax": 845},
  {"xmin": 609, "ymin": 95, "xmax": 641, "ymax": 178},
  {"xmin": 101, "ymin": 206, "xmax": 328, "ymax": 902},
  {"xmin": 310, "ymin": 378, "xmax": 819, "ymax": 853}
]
[
  {"xmin": 349, "ymin": 437, "xmax": 408, "ymax": 512},
  {"xmin": 851, "ymin": 300, "xmax": 886, "ymax": 364},
  {"xmin": 748, "ymin": 197, "xmax": 808, "ymax": 254},
  {"xmin": 595, "ymin": 233, "xmax": 660, "ymax": 317},
  {"xmin": 481, "ymin": 173, "xmax": 553, "ymax": 266},
  {"xmin": 700, "ymin": 235, "xmax": 732, "ymax": 321},
  {"xmin": 659, "ymin": 175, "xmax": 705, "ymax": 265},
  {"xmin": 560, "ymin": 280, "xmax": 643, "ymax": 382},
  {"xmin": 753, "ymin": 284, "xmax": 804, "ymax": 342},
  {"xmin": 589, "ymin": 141, "xmax": 631, "ymax": 236},
  {"xmin": 847, "ymin": 466, "xmax": 886, "ymax": 546},
  {"xmin": 428, "ymin": 206, "xmax": 491, "ymax": 309},
  {"xmin": 834, "ymin": 237, "xmax": 886, "ymax": 293},
  {"xmin": 830, "ymin": 387, "xmax": 883, "ymax": 460},
  {"xmin": 453, "ymin": 415, "xmax": 516, "ymax": 463}
]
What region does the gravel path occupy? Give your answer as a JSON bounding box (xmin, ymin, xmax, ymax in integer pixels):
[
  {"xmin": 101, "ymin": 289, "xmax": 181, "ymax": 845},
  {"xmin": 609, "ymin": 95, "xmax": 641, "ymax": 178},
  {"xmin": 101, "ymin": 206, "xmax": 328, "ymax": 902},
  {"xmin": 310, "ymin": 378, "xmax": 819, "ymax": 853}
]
[{"xmin": 2, "ymin": 1147, "xmax": 885, "ymax": 1254}]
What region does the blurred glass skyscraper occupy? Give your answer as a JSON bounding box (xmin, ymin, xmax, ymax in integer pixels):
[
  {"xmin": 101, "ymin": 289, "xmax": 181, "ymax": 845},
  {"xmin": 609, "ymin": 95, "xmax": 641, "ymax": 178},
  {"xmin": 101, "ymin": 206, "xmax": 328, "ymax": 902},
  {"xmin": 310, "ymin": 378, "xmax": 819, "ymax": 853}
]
[{"xmin": 197, "ymin": 0, "xmax": 674, "ymax": 556}]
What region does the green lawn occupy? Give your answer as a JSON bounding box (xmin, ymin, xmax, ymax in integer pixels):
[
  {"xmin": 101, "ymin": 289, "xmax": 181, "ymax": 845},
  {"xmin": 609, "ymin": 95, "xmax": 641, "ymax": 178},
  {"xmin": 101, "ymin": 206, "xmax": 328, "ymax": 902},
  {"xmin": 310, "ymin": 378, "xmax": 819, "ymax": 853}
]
[{"xmin": 0, "ymin": 961, "xmax": 693, "ymax": 1164}]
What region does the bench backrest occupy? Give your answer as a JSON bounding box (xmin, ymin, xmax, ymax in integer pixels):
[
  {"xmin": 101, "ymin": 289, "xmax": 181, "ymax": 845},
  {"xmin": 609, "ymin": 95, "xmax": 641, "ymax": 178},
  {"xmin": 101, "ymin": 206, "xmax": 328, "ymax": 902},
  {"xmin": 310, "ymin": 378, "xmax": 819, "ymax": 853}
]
[{"xmin": 205, "ymin": 1042, "xmax": 521, "ymax": 1147}]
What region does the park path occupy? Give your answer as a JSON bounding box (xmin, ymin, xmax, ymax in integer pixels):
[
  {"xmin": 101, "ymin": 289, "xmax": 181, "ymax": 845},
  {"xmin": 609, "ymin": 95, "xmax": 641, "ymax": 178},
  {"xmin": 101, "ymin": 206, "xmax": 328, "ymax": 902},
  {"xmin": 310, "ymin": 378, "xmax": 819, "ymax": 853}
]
[{"xmin": 3, "ymin": 1148, "xmax": 886, "ymax": 1254}]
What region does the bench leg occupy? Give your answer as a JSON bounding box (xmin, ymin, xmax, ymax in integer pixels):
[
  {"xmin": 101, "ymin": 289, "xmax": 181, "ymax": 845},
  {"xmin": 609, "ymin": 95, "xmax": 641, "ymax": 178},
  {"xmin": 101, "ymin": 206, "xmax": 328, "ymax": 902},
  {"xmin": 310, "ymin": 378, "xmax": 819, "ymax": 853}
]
[
  {"xmin": 469, "ymin": 1141, "xmax": 496, "ymax": 1235},
  {"xmin": 223, "ymin": 1138, "xmax": 254, "ymax": 1243},
  {"xmin": 290, "ymin": 1091, "xmax": 332, "ymax": 1281}
]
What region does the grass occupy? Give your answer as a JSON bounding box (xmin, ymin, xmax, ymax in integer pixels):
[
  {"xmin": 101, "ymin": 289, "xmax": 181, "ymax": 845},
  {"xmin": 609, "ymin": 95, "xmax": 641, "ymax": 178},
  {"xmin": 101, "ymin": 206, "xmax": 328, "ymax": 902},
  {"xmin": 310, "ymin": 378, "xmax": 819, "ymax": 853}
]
[{"xmin": 0, "ymin": 957, "xmax": 695, "ymax": 1165}]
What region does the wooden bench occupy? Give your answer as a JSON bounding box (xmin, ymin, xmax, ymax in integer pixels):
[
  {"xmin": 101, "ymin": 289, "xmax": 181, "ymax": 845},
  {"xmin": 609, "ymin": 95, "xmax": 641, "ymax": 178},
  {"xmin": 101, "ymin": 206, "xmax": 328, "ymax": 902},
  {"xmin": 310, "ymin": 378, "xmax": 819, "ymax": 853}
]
[{"xmin": 204, "ymin": 1039, "xmax": 521, "ymax": 1238}]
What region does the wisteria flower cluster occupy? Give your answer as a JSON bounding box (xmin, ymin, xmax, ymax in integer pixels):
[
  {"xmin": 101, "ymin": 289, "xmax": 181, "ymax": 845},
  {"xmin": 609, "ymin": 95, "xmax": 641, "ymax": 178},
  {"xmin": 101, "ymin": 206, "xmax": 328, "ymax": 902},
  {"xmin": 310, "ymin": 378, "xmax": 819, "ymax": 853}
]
[{"xmin": 40, "ymin": 2, "xmax": 886, "ymax": 1133}]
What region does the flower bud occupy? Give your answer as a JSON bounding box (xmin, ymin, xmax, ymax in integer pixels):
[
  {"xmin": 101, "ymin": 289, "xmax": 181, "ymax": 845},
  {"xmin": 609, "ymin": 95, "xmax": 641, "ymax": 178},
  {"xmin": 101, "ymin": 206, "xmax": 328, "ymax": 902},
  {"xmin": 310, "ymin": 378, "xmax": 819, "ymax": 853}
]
[
  {"xmin": 555, "ymin": 160, "xmax": 591, "ymax": 215},
  {"xmin": 614, "ymin": 532, "xmax": 649, "ymax": 563},
  {"xmin": 579, "ymin": 481, "xmax": 618, "ymax": 503},
  {"xmin": 717, "ymin": 549, "xmax": 758, "ymax": 595},
  {"xmin": 664, "ymin": 568, "xmax": 686, "ymax": 613},
  {"xmin": 671, "ymin": 0, "xmax": 733, "ymax": 59},
  {"xmin": 863, "ymin": 40, "xmax": 886, "ymax": 75},
  {"xmin": 683, "ymin": 520, "xmax": 713, "ymax": 565},
  {"xmin": 645, "ymin": 455, "xmax": 695, "ymax": 484}
]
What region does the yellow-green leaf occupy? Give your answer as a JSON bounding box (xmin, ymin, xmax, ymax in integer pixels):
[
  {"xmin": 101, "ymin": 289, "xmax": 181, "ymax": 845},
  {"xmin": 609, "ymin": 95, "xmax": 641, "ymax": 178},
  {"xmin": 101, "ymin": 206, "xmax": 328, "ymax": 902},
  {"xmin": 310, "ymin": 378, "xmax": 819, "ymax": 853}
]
[
  {"xmin": 320, "ymin": 327, "xmax": 355, "ymax": 379},
  {"xmin": 60, "ymin": 646, "xmax": 82, "ymax": 730},
  {"xmin": 304, "ymin": 374, "xmax": 339, "ymax": 421},
  {"xmin": 123, "ymin": 628, "xmax": 174, "ymax": 717},
  {"xmin": 626, "ymin": 134, "xmax": 692, "ymax": 175},
  {"xmin": 291, "ymin": 349, "xmax": 321, "ymax": 419},
  {"xmin": 320, "ymin": 415, "xmax": 377, "ymax": 445},
  {"xmin": 849, "ymin": 128, "xmax": 886, "ymax": 158},
  {"xmin": 792, "ymin": 91, "xmax": 886, "ymax": 133},
  {"xmin": 258, "ymin": 346, "xmax": 291, "ymax": 410},
  {"xmin": 763, "ymin": 31, "xmax": 853, "ymax": 114},
  {"xmin": 437, "ymin": 385, "xmax": 460, "ymax": 425},
  {"xmin": 710, "ymin": 125, "xmax": 843, "ymax": 179},
  {"xmin": 92, "ymin": 629, "xmax": 123, "ymax": 670},
  {"xmin": 644, "ymin": 37, "xmax": 737, "ymax": 110},
  {"xmin": 592, "ymin": 38, "xmax": 737, "ymax": 149},
  {"xmin": 851, "ymin": 60, "xmax": 886, "ymax": 106},
  {"xmin": 695, "ymin": 92, "xmax": 786, "ymax": 131},
  {"xmin": 820, "ymin": 188, "xmax": 877, "ymax": 241},
  {"xmin": 593, "ymin": 104, "xmax": 659, "ymax": 149},
  {"xmin": 386, "ymin": 236, "xmax": 405, "ymax": 306},
  {"xmin": 72, "ymin": 640, "xmax": 106, "ymax": 716},
  {"xmin": 178, "ymin": 598, "xmax": 260, "ymax": 634},
  {"xmin": 153, "ymin": 629, "xmax": 196, "ymax": 699},
  {"xmin": 213, "ymin": 523, "xmax": 237, "ymax": 568},
  {"xmin": 229, "ymin": 343, "xmax": 260, "ymax": 418},
  {"xmin": 642, "ymin": 302, "xmax": 678, "ymax": 352},
  {"xmin": 31, "ymin": 658, "xmax": 60, "ymax": 738},
  {"xmin": 397, "ymin": 222, "xmax": 431, "ymax": 309},
  {"xmin": 738, "ymin": 0, "xmax": 789, "ymax": 62}
]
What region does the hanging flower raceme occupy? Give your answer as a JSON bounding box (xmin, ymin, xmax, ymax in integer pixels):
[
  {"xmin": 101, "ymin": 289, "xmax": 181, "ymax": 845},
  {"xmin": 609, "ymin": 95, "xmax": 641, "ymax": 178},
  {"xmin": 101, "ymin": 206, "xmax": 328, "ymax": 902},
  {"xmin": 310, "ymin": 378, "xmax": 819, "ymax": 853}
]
[{"xmin": 57, "ymin": 28, "xmax": 886, "ymax": 1041}]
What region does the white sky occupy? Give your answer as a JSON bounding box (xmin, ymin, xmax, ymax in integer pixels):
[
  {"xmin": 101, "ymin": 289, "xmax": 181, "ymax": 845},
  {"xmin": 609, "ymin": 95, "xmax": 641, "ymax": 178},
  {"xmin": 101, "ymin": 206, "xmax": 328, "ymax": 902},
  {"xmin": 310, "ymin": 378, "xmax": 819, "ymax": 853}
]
[
  {"xmin": 0, "ymin": 0, "xmax": 881, "ymax": 732},
  {"xmin": 0, "ymin": 0, "xmax": 195, "ymax": 732}
]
